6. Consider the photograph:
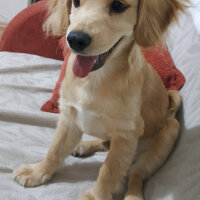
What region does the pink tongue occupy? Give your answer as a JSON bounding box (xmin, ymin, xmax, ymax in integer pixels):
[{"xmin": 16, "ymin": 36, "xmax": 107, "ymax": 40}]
[{"xmin": 73, "ymin": 55, "xmax": 98, "ymax": 78}]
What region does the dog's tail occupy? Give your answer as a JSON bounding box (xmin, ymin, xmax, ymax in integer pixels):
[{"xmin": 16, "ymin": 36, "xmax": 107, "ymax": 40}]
[{"xmin": 168, "ymin": 90, "xmax": 181, "ymax": 118}]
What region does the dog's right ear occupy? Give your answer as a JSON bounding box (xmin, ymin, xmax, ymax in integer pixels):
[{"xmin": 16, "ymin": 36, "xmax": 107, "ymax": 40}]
[{"xmin": 43, "ymin": 0, "xmax": 71, "ymax": 36}]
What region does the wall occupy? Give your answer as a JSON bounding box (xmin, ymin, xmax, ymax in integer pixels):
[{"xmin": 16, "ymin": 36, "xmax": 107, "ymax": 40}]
[
  {"xmin": 189, "ymin": 0, "xmax": 200, "ymax": 34},
  {"xmin": 0, "ymin": 0, "xmax": 30, "ymax": 23}
]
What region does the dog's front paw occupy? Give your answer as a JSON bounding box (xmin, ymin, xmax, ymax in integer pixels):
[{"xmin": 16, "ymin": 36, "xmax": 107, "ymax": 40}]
[
  {"xmin": 79, "ymin": 188, "xmax": 111, "ymax": 200},
  {"xmin": 79, "ymin": 190, "xmax": 96, "ymax": 200},
  {"xmin": 13, "ymin": 162, "xmax": 52, "ymax": 187},
  {"xmin": 124, "ymin": 194, "xmax": 144, "ymax": 200}
]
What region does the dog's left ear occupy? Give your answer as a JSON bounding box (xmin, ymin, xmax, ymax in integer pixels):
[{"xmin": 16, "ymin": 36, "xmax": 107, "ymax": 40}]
[
  {"xmin": 134, "ymin": 0, "xmax": 187, "ymax": 47},
  {"xmin": 43, "ymin": 0, "xmax": 71, "ymax": 36}
]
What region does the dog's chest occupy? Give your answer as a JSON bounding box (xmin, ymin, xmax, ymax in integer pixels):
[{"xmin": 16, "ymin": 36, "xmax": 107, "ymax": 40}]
[
  {"xmin": 64, "ymin": 94, "xmax": 136, "ymax": 140},
  {"xmin": 61, "ymin": 72, "xmax": 137, "ymax": 139},
  {"xmin": 74, "ymin": 103, "xmax": 108, "ymax": 139}
]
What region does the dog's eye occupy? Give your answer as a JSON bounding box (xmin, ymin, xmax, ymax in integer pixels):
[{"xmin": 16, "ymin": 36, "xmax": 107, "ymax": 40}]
[
  {"xmin": 73, "ymin": 0, "xmax": 80, "ymax": 8},
  {"xmin": 110, "ymin": 1, "xmax": 128, "ymax": 13}
]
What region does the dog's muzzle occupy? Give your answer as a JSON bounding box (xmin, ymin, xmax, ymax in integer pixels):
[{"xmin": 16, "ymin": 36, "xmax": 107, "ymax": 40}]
[
  {"xmin": 67, "ymin": 31, "xmax": 92, "ymax": 52},
  {"xmin": 67, "ymin": 33, "xmax": 122, "ymax": 78}
]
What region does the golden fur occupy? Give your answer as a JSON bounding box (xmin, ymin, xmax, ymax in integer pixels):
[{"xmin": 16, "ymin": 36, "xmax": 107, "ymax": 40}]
[{"xmin": 13, "ymin": 0, "xmax": 187, "ymax": 200}]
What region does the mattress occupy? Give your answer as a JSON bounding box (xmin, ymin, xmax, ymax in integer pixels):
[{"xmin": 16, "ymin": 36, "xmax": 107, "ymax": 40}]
[{"xmin": 0, "ymin": 10, "xmax": 200, "ymax": 200}]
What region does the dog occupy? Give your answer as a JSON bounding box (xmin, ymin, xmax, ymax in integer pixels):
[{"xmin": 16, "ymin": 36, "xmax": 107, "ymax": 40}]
[{"xmin": 13, "ymin": 0, "xmax": 187, "ymax": 199}]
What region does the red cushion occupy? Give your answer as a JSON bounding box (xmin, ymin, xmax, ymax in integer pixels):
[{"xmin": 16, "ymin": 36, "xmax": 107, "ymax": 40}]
[
  {"xmin": 0, "ymin": 0, "xmax": 63, "ymax": 60},
  {"xmin": 41, "ymin": 37, "xmax": 70, "ymax": 113},
  {"xmin": 142, "ymin": 45, "xmax": 185, "ymax": 90},
  {"xmin": 41, "ymin": 37, "xmax": 185, "ymax": 113}
]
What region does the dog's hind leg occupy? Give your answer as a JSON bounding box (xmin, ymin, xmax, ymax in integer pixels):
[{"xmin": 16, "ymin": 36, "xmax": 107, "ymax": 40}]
[
  {"xmin": 124, "ymin": 117, "xmax": 180, "ymax": 200},
  {"xmin": 72, "ymin": 139, "xmax": 110, "ymax": 157}
]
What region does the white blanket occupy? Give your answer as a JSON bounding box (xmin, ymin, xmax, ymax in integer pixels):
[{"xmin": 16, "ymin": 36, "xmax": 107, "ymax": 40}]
[{"xmin": 0, "ymin": 11, "xmax": 200, "ymax": 200}]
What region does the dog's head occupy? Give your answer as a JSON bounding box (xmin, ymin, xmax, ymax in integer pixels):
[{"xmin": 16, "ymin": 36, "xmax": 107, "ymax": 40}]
[{"xmin": 44, "ymin": 0, "xmax": 186, "ymax": 77}]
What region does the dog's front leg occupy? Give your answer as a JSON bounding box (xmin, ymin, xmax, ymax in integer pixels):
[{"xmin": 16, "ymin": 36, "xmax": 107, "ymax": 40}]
[
  {"xmin": 80, "ymin": 122, "xmax": 143, "ymax": 200},
  {"xmin": 13, "ymin": 113, "xmax": 82, "ymax": 187}
]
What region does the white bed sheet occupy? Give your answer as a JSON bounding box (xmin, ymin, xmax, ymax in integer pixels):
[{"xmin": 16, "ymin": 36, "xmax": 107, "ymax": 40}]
[{"xmin": 0, "ymin": 11, "xmax": 200, "ymax": 200}]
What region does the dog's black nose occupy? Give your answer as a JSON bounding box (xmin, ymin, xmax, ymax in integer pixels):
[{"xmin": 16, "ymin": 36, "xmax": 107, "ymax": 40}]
[{"xmin": 67, "ymin": 31, "xmax": 91, "ymax": 52}]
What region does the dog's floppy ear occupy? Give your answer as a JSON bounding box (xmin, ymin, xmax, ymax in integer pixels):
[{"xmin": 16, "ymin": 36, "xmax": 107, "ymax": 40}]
[
  {"xmin": 43, "ymin": 0, "xmax": 71, "ymax": 36},
  {"xmin": 134, "ymin": 0, "xmax": 187, "ymax": 47}
]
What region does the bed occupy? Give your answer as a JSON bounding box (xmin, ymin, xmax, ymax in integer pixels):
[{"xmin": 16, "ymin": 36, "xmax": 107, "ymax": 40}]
[{"xmin": 0, "ymin": 2, "xmax": 200, "ymax": 200}]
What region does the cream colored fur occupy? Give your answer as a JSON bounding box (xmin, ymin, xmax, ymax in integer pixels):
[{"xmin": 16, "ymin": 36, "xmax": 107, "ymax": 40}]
[{"xmin": 13, "ymin": 0, "xmax": 187, "ymax": 200}]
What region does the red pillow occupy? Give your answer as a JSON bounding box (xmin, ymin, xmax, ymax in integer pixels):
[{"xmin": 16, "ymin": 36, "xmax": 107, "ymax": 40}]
[
  {"xmin": 142, "ymin": 45, "xmax": 185, "ymax": 90},
  {"xmin": 0, "ymin": 0, "xmax": 63, "ymax": 60},
  {"xmin": 41, "ymin": 36, "xmax": 70, "ymax": 113},
  {"xmin": 41, "ymin": 37, "xmax": 185, "ymax": 113}
]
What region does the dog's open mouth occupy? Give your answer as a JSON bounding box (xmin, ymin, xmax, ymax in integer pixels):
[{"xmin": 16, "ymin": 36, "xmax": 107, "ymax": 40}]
[{"xmin": 73, "ymin": 39, "xmax": 121, "ymax": 78}]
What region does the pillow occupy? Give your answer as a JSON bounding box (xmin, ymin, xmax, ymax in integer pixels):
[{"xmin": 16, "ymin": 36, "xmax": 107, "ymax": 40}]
[
  {"xmin": 41, "ymin": 36, "xmax": 70, "ymax": 113},
  {"xmin": 0, "ymin": 0, "xmax": 63, "ymax": 60},
  {"xmin": 41, "ymin": 36, "xmax": 185, "ymax": 113}
]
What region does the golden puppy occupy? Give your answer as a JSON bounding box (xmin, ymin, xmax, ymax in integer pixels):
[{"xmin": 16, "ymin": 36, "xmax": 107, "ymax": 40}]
[{"xmin": 13, "ymin": 0, "xmax": 187, "ymax": 200}]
